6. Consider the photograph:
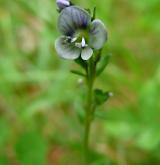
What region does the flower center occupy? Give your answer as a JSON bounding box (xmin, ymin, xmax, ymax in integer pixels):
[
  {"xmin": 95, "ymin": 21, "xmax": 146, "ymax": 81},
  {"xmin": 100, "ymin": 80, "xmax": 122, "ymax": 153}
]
[{"xmin": 72, "ymin": 30, "xmax": 89, "ymax": 48}]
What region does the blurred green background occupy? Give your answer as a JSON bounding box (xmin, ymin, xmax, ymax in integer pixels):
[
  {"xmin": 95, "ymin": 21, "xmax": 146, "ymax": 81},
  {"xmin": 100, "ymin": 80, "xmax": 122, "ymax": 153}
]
[{"xmin": 0, "ymin": 0, "xmax": 160, "ymax": 164}]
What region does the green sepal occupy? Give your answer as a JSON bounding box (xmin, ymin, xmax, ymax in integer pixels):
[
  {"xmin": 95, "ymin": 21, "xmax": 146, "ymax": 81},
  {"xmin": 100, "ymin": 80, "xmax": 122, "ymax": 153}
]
[
  {"xmin": 70, "ymin": 2, "xmax": 75, "ymax": 6},
  {"xmin": 96, "ymin": 53, "xmax": 112, "ymax": 76},
  {"xmin": 94, "ymin": 89, "xmax": 111, "ymax": 106},
  {"xmin": 74, "ymin": 57, "xmax": 88, "ymax": 70},
  {"xmin": 91, "ymin": 7, "xmax": 96, "ymax": 21},
  {"xmin": 70, "ymin": 70, "xmax": 86, "ymax": 77},
  {"xmin": 94, "ymin": 49, "xmax": 102, "ymax": 64},
  {"xmin": 84, "ymin": 8, "xmax": 91, "ymax": 14},
  {"xmin": 56, "ymin": 8, "xmax": 60, "ymax": 13}
]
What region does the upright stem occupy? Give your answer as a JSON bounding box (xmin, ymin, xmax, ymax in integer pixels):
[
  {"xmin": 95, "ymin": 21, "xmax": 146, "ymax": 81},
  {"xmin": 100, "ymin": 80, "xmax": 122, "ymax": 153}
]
[{"xmin": 84, "ymin": 57, "xmax": 95, "ymax": 165}]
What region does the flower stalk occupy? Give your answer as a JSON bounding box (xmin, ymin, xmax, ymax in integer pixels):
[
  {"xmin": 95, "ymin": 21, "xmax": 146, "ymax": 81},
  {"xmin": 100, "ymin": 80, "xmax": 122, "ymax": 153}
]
[
  {"xmin": 55, "ymin": 1, "xmax": 111, "ymax": 164},
  {"xmin": 84, "ymin": 56, "xmax": 95, "ymax": 164}
]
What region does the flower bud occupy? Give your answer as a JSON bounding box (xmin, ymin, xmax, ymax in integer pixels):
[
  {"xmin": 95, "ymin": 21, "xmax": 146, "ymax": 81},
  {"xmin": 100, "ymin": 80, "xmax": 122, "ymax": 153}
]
[
  {"xmin": 56, "ymin": 0, "xmax": 70, "ymax": 10},
  {"xmin": 108, "ymin": 92, "xmax": 113, "ymax": 97}
]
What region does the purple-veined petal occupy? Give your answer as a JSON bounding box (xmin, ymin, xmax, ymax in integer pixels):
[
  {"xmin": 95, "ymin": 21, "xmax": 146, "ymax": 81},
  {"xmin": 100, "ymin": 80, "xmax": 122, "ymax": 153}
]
[
  {"xmin": 58, "ymin": 6, "xmax": 91, "ymax": 36},
  {"xmin": 81, "ymin": 47, "xmax": 93, "ymax": 60},
  {"xmin": 89, "ymin": 19, "xmax": 108, "ymax": 50},
  {"xmin": 55, "ymin": 36, "xmax": 81, "ymax": 60}
]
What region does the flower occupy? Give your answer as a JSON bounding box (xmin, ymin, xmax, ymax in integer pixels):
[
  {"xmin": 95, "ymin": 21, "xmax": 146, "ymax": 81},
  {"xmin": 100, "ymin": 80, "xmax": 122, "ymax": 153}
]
[
  {"xmin": 56, "ymin": 0, "xmax": 70, "ymax": 10},
  {"xmin": 55, "ymin": 6, "xmax": 108, "ymax": 60}
]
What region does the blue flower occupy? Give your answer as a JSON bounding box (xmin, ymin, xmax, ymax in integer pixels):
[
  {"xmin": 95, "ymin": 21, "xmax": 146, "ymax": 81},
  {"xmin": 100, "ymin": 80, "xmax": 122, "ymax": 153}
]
[
  {"xmin": 55, "ymin": 6, "xmax": 108, "ymax": 60},
  {"xmin": 56, "ymin": 0, "xmax": 70, "ymax": 10}
]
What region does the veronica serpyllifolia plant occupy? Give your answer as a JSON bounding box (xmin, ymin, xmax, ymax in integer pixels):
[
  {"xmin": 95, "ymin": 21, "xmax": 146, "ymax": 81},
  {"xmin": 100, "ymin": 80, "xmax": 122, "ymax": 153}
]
[{"xmin": 55, "ymin": 1, "xmax": 112, "ymax": 164}]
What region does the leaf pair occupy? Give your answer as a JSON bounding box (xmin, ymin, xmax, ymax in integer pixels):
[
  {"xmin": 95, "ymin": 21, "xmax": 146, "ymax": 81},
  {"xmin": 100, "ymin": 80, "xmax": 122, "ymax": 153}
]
[{"xmin": 94, "ymin": 89, "xmax": 112, "ymax": 106}]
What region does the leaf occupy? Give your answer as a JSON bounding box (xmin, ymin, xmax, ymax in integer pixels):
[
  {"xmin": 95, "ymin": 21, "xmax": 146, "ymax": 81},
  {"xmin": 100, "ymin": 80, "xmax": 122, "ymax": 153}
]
[
  {"xmin": 70, "ymin": 70, "xmax": 86, "ymax": 77},
  {"xmin": 15, "ymin": 132, "xmax": 47, "ymax": 165},
  {"xmin": 96, "ymin": 53, "xmax": 112, "ymax": 76},
  {"xmin": 94, "ymin": 89, "xmax": 112, "ymax": 106}
]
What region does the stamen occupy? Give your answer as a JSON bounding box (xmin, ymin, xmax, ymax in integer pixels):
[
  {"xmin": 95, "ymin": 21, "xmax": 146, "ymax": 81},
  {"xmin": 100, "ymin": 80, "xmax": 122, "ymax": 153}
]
[{"xmin": 81, "ymin": 37, "xmax": 86, "ymax": 48}]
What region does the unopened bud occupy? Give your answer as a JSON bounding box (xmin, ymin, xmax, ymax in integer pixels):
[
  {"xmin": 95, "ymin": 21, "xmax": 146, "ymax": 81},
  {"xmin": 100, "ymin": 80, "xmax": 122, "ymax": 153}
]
[
  {"xmin": 77, "ymin": 78, "xmax": 84, "ymax": 86},
  {"xmin": 108, "ymin": 92, "xmax": 113, "ymax": 97},
  {"xmin": 56, "ymin": 0, "xmax": 70, "ymax": 10}
]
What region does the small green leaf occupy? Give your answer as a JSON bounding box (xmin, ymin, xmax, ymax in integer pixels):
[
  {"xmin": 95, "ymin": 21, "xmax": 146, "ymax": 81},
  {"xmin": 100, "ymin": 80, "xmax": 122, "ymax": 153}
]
[
  {"xmin": 96, "ymin": 53, "xmax": 112, "ymax": 76},
  {"xmin": 94, "ymin": 89, "xmax": 112, "ymax": 106},
  {"xmin": 70, "ymin": 70, "xmax": 86, "ymax": 77}
]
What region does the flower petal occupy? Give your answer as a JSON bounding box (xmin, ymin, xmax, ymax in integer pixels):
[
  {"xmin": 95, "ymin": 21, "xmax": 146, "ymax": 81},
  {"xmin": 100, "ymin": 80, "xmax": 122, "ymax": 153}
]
[
  {"xmin": 81, "ymin": 47, "xmax": 93, "ymax": 60},
  {"xmin": 55, "ymin": 36, "xmax": 81, "ymax": 60},
  {"xmin": 89, "ymin": 19, "xmax": 108, "ymax": 50},
  {"xmin": 58, "ymin": 6, "xmax": 91, "ymax": 36}
]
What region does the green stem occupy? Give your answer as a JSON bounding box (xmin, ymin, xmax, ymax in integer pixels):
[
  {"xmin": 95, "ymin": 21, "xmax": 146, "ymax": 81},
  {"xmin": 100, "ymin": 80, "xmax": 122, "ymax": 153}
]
[{"xmin": 84, "ymin": 57, "xmax": 95, "ymax": 165}]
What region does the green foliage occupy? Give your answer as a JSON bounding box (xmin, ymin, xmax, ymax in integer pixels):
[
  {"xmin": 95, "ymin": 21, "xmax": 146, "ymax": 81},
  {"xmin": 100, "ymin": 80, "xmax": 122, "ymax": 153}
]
[
  {"xmin": 94, "ymin": 89, "xmax": 111, "ymax": 106},
  {"xmin": 0, "ymin": 0, "xmax": 160, "ymax": 164},
  {"xmin": 15, "ymin": 132, "xmax": 47, "ymax": 165},
  {"xmin": 75, "ymin": 57, "xmax": 88, "ymax": 70},
  {"xmin": 0, "ymin": 155, "xmax": 11, "ymax": 165},
  {"xmin": 0, "ymin": 119, "xmax": 10, "ymax": 147},
  {"xmin": 70, "ymin": 69, "xmax": 86, "ymax": 77},
  {"xmin": 91, "ymin": 7, "xmax": 96, "ymax": 21}
]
